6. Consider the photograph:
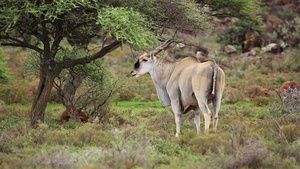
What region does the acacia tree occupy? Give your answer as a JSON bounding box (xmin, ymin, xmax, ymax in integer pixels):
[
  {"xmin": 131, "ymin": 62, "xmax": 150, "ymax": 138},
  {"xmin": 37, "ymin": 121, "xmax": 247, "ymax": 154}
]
[{"xmin": 0, "ymin": 0, "xmax": 260, "ymax": 127}]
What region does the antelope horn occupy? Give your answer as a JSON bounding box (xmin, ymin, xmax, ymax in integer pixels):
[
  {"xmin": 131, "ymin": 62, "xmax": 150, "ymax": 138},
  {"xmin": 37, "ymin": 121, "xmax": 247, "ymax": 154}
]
[{"xmin": 149, "ymin": 39, "xmax": 173, "ymax": 57}]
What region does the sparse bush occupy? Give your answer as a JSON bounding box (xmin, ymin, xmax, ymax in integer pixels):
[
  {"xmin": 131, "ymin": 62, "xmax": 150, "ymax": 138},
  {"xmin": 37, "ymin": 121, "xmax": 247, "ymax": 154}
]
[
  {"xmin": 213, "ymin": 137, "xmax": 275, "ymax": 169},
  {"xmin": 0, "ymin": 82, "xmax": 33, "ymax": 105},
  {"xmin": 0, "ymin": 121, "xmax": 31, "ymax": 152},
  {"xmin": 242, "ymin": 65, "xmax": 271, "ymax": 88},
  {"xmin": 225, "ymin": 69, "xmax": 246, "ymax": 88},
  {"xmin": 285, "ymin": 140, "xmax": 300, "ymax": 162},
  {"xmin": 224, "ymin": 93, "xmax": 245, "ymax": 104},
  {"xmin": 99, "ymin": 127, "xmax": 168, "ymax": 169},
  {"xmin": 187, "ymin": 133, "xmax": 231, "ymax": 155},
  {"xmin": 147, "ymin": 111, "xmax": 175, "ymax": 139},
  {"xmin": 252, "ymin": 96, "xmax": 271, "ymax": 106},
  {"xmin": 29, "ymin": 122, "xmax": 49, "ymax": 144},
  {"xmin": 269, "ymin": 50, "xmax": 300, "ymax": 72},
  {"xmin": 269, "ymin": 114, "xmax": 300, "ymax": 144},
  {"xmin": 269, "ymin": 88, "xmax": 300, "ymax": 116},
  {"xmin": 281, "ymin": 124, "xmax": 300, "ymax": 143},
  {"xmin": 45, "ymin": 123, "xmax": 106, "ymax": 147},
  {"xmin": 281, "ymin": 88, "xmax": 300, "ymax": 114}
]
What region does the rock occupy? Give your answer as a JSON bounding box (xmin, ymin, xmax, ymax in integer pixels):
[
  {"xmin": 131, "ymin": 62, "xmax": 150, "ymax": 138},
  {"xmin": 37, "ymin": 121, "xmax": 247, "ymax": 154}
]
[{"xmin": 224, "ymin": 45, "xmax": 237, "ymax": 54}]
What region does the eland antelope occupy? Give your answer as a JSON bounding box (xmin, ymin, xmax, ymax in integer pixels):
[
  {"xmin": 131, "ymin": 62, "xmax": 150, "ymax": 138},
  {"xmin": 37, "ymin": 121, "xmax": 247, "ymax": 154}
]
[{"xmin": 131, "ymin": 40, "xmax": 225, "ymax": 137}]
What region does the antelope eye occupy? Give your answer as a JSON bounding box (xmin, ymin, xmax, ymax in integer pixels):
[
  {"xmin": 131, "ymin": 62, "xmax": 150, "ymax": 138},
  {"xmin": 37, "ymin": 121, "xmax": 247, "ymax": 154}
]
[{"xmin": 143, "ymin": 59, "xmax": 148, "ymax": 62}]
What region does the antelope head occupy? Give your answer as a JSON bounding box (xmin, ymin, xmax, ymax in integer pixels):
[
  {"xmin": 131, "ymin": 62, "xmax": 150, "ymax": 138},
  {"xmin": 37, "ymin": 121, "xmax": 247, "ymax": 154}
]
[{"xmin": 131, "ymin": 40, "xmax": 173, "ymax": 77}]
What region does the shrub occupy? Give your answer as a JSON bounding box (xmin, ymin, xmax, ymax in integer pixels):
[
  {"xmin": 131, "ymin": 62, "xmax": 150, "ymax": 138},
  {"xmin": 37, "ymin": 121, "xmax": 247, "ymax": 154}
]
[
  {"xmin": 269, "ymin": 114, "xmax": 300, "ymax": 144},
  {"xmin": 45, "ymin": 123, "xmax": 106, "ymax": 147},
  {"xmin": 285, "ymin": 140, "xmax": 300, "ymax": 162},
  {"xmin": 269, "ymin": 50, "xmax": 300, "ymax": 72},
  {"xmin": 146, "ymin": 111, "xmax": 175, "ymax": 139},
  {"xmin": 281, "ymin": 88, "xmax": 300, "ymax": 114},
  {"xmin": 118, "ymin": 90, "xmax": 135, "ymax": 101},
  {"xmin": 281, "ymin": 124, "xmax": 300, "ymax": 143},
  {"xmin": 246, "ymin": 85, "xmax": 267, "ymax": 97},
  {"xmin": 224, "ymin": 93, "xmax": 245, "ymax": 104},
  {"xmin": 252, "ymin": 96, "xmax": 271, "ymax": 106},
  {"xmin": 269, "ymin": 88, "xmax": 300, "ymax": 116},
  {"xmin": 217, "ymin": 19, "xmax": 261, "ymax": 46},
  {"xmin": 187, "ymin": 133, "xmax": 231, "ymax": 155},
  {"xmin": 0, "ymin": 82, "xmax": 33, "ymax": 105},
  {"xmin": 212, "ymin": 137, "xmax": 275, "ymax": 169},
  {"xmin": 154, "ymin": 139, "xmax": 182, "ymax": 156}
]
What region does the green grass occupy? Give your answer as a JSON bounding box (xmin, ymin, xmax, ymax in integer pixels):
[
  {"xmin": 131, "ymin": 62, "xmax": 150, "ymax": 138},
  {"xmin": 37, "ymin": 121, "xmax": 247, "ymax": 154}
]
[{"xmin": 113, "ymin": 100, "xmax": 163, "ymax": 108}]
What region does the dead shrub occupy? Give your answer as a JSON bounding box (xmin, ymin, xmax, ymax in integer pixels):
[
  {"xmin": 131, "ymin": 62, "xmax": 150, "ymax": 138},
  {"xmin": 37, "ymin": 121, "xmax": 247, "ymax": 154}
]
[
  {"xmin": 231, "ymin": 137, "xmax": 272, "ymax": 169},
  {"xmin": 246, "ymin": 84, "xmax": 268, "ymax": 98},
  {"xmin": 281, "ymin": 88, "xmax": 300, "ymax": 114},
  {"xmin": 211, "ymin": 135, "xmax": 275, "ymax": 169}
]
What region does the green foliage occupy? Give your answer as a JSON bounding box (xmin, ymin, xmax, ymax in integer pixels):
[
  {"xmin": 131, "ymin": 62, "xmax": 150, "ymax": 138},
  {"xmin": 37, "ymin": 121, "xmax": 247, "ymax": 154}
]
[
  {"xmin": 154, "ymin": 139, "xmax": 182, "ymax": 156},
  {"xmin": 97, "ymin": 7, "xmax": 158, "ymax": 50},
  {"xmin": 203, "ymin": 0, "xmax": 262, "ymax": 23},
  {"xmin": 217, "ymin": 19, "xmax": 262, "ymax": 46},
  {"xmin": 0, "ymin": 48, "xmax": 9, "ymax": 83}
]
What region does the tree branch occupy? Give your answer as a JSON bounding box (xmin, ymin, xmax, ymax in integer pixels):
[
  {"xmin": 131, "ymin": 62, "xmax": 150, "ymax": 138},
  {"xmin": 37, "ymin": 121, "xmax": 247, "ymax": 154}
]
[
  {"xmin": 51, "ymin": 19, "xmax": 63, "ymax": 57},
  {"xmin": 1, "ymin": 36, "xmax": 43, "ymax": 53},
  {"xmin": 57, "ymin": 40, "xmax": 121, "ymax": 70}
]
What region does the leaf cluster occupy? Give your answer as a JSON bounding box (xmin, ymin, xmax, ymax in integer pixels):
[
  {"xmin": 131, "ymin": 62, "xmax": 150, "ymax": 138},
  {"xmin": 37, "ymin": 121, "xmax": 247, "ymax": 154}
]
[{"xmin": 97, "ymin": 7, "xmax": 158, "ymax": 50}]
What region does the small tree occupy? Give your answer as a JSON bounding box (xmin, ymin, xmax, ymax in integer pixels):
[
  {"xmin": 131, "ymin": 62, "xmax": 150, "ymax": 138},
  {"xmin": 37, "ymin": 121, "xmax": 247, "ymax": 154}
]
[{"xmin": 54, "ymin": 58, "xmax": 120, "ymax": 123}]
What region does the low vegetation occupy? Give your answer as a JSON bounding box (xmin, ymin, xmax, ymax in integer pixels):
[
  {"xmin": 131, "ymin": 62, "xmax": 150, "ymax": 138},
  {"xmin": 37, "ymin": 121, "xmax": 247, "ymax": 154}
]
[{"xmin": 1, "ymin": 44, "xmax": 300, "ymax": 168}]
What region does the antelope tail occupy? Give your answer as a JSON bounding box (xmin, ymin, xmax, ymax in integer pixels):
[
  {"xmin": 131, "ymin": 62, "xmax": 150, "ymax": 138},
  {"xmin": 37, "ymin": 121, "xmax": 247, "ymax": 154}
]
[{"xmin": 212, "ymin": 63, "xmax": 218, "ymax": 95}]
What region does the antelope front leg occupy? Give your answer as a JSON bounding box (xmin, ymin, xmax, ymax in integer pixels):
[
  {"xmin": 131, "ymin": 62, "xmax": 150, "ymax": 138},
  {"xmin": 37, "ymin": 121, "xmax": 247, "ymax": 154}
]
[
  {"xmin": 174, "ymin": 113, "xmax": 182, "ymax": 137},
  {"xmin": 171, "ymin": 100, "xmax": 182, "ymax": 137},
  {"xmin": 194, "ymin": 109, "xmax": 201, "ymax": 133}
]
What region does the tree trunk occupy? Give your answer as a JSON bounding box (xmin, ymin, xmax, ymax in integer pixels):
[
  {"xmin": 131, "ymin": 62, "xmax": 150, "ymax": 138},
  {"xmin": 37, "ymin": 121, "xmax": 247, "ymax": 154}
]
[
  {"xmin": 30, "ymin": 68, "xmax": 57, "ymax": 128},
  {"xmin": 61, "ymin": 72, "xmax": 87, "ymax": 109}
]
